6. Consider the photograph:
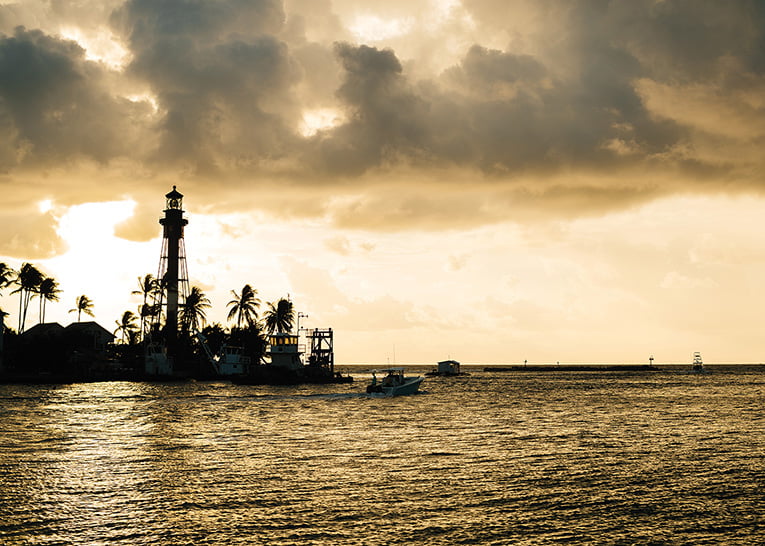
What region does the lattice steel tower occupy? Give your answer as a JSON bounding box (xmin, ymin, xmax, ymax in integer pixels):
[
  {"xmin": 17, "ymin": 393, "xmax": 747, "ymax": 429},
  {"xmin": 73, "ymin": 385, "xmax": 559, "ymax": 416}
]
[{"xmin": 151, "ymin": 186, "xmax": 190, "ymax": 359}]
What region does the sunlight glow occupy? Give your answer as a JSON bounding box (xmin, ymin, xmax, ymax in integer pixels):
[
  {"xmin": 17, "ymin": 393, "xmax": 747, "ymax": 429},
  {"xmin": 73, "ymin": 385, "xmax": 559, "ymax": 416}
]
[
  {"xmin": 299, "ymin": 108, "xmax": 344, "ymax": 137},
  {"xmin": 37, "ymin": 199, "xmax": 54, "ymax": 214},
  {"xmin": 126, "ymin": 93, "xmax": 160, "ymax": 114},
  {"xmin": 39, "ymin": 200, "xmax": 158, "ymax": 328},
  {"xmin": 349, "ymin": 15, "xmax": 415, "ymax": 42},
  {"xmin": 56, "ymin": 201, "xmax": 136, "ymax": 244},
  {"xmin": 58, "ymin": 26, "xmax": 130, "ymax": 69}
]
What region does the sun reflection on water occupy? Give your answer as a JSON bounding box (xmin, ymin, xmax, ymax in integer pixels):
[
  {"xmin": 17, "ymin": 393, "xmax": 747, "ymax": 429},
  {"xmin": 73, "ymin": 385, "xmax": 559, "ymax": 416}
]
[{"xmin": 1, "ymin": 370, "xmax": 763, "ymax": 544}]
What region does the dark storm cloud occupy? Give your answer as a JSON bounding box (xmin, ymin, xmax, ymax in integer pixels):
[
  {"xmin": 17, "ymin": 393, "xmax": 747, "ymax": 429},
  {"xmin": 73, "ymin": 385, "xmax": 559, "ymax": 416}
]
[
  {"xmin": 308, "ymin": 43, "xmax": 430, "ymax": 176},
  {"xmin": 306, "ymin": 39, "xmax": 671, "ymax": 178},
  {"xmin": 610, "ymin": 0, "xmax": 765, "ymax": 80},
  {"xmin": 0, "ymin": 0, "xmax": 763, "ymax": 237},
  {"xmin": 0, "ymin": 26, "xmax": 149, "ymax": 168},
  {"xmin": 308, "ymin": 0, "xmax": 764, "ymax": 185},
  {"xmin": 111, "ymin": 0, "xmax": 301, "ymax": 172}
]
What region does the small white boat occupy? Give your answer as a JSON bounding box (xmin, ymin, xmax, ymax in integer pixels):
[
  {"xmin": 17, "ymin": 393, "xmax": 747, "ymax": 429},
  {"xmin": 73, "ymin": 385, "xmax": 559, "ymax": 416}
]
[{"xmin": 367, "ymin": 368, "xmax": 423, "ymax": 395}]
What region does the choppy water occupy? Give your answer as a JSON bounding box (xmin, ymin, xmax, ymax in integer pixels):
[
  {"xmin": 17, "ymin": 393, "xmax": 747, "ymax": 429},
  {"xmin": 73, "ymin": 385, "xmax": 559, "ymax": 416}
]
[{"xmin": 1, "ymin": 367, "xmax": 763, "ymax": 545}]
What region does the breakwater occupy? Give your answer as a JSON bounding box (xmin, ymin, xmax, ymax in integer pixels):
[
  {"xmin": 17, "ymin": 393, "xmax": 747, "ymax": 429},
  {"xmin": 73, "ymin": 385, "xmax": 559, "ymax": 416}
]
[{"xmin": 484, "ymin": 364, "xmax": 660, "ymax": 372}]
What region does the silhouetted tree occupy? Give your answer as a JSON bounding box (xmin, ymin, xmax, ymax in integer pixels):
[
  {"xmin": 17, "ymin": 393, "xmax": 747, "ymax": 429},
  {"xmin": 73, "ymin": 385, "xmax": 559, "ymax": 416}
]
[
  {"xmin": 200, "ymin": 323, "xmax": 227, "ymax": 356},
  {"xmin": 132, "ymin": 274, "xmax": 158, "ymax": 341},
  {"xmin": 11, "ymin": 263, "xmax": 43, "ymax": 333},
  {"xmin": 69, "ymin": 295, "xmax": 95, "ymax": 322},
  {"xmin": 227, "ymin": 284, "xmax": 260, "ymax": 328},
  {"xmin": 0, "ymin": 263, "xmax": 15, "ymax": 293},
  {"xmin": 264, "ymin": 298, "xmax": 294, "ymax": 334},
  {"xmin": 38, "ymin": 277, "xmax": 61, "ymax": 324},
  {"xmin": 229, "ymin": 324, "xmax": 268, "ymax": 365},
  {"xmin": 114, "ymin": 311, "xmax": 139, "ymax": 344},
  {"xmin": 0, "ymin": 263, "xmax": 16, "ymax": 330},
  {"xmin": 180, "ymin": 286, "xmax": 211, "ymax": 334}
]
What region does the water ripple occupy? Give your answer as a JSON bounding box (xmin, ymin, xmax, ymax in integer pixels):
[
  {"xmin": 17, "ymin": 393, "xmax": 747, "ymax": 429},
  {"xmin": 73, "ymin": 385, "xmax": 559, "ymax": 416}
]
[{"xmin": 1, "ymin": 370, "xmax": 763, "ymax": 544}]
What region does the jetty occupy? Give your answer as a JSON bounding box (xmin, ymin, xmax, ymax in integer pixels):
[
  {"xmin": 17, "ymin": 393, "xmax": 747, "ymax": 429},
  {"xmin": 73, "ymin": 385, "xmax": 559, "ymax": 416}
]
[{"xmin": 484, "ymin": 365, "xmax": 660, "ymax": 372}]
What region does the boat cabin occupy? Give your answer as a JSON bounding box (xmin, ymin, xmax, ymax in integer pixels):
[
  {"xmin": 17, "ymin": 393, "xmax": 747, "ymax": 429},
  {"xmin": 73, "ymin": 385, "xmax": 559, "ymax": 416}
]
[
  {"xmin": 268, "ymin": 333, "xmax": 304, "ymax": 370},
  {"xmin": 145, "ymin": 343, "xmax": 172, "ymax": 376},
  {"xmin": 218, "ymin": 345, "xmax": 250, "ymax": 375},
  {"xmin": 379, "ymin": 368, "xmax": 405, "ymax": 386}
]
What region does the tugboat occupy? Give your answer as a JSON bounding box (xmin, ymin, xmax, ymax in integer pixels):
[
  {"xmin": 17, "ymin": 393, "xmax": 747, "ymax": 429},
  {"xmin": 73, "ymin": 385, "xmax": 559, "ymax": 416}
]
[{"xmin": 232, "ymin": 328, "xmax": 353, "ymax": 385}]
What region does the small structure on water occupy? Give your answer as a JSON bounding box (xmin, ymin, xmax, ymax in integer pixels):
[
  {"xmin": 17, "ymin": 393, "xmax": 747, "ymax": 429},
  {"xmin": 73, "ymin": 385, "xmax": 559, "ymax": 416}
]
[{"xmin": 426, "ymin": 359, "xmax": 465, "ymax": 376}]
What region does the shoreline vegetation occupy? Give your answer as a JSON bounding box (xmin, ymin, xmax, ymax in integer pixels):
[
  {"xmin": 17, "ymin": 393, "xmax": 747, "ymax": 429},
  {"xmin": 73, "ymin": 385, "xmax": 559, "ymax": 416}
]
[{"xmin": 0, "ymin": 260, "xmax": 349, "ymax": 385}]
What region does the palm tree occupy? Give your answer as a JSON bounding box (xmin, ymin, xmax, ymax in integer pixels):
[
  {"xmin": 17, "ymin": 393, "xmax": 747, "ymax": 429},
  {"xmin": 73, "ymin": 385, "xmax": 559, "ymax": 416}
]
[
  {"xmin": 10, "ymin": 263, "xmax": 43, "ymax": 333},
  {"xmin": 114, "ymin": 311, "xmax": 139, "ymax": 344},
  {"xmin": 132, "ymin": 274, "xmax": 158, "ymax": 340},
  {"xmin": 180, "ymin": 286, "xmax": 211, "ymax": 334},
  {"xmin": 226, "ymin": 284, "xmax": 261, "ymax": 328},
  {"xmin": 263, "ymin": 298, "xmax": 295, "ymax": 334},
  {"xmin": 0, "ymin": 262, "xmax": 15, "ymax": 293},
  {"xmin": 0, "ymin": 264, "xmax": 16, "ymax": 330},
  {"xmin": 38, "ymin": 277, "xmax": 61, "ymax": 324},
  {"xmin": 69, "ymin": 295, "xmax": 95, "ymax": 322}
]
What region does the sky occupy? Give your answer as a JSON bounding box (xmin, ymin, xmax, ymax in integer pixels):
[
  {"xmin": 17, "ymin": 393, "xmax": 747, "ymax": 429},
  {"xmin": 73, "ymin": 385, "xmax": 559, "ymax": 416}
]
[{"xmin": 1, "ymin": 0, "xmax": 765, "ymax": 364}]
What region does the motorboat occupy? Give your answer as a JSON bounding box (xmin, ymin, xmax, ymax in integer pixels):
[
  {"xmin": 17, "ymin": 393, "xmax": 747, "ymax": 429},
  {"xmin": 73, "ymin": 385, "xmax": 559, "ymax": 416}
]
[{"xmin": 366, "ymin": 368, "xmax": 423, "ymax": 395}]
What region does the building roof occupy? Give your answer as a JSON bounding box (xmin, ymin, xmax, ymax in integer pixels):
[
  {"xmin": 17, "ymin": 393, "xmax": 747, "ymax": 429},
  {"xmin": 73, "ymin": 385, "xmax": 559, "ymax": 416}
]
[
  {"xmin": 65, "ymin": 321, "xmax": 115, "ymax": 339},
  {"xmin": 20, "ymin": 322, "xmax": 65, "ymax": 338}
]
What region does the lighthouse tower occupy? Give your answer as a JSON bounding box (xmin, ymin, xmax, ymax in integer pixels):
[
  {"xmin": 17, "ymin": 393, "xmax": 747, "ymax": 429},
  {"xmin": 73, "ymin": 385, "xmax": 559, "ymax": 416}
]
[{"xmin": 152, "ymin": 186, "xmax": 190, "ymax": 364}]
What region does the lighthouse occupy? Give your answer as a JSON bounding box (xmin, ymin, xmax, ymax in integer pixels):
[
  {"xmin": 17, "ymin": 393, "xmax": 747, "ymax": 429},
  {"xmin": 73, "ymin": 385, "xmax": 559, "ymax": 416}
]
[{"xmin": 151, "ymin": 186, "xmax": 190, "ymax": 366}]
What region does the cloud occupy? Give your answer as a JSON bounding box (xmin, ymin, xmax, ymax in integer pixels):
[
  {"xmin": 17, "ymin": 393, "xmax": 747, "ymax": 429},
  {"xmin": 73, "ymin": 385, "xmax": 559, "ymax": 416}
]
[
  {"xmin": 0, "ymin": 0, "xmax": 763, "ymax": 240},
  {"xmin": 0, "ymin": 26, "xmax": 154, "ymax": 169},
  {"xmin": 281, "ymin": 255, "xmax": 421, "ymax": 331},
  {"xmin": 0, "ymin": 203, "xmax": 67, "ymax": 259},
  {"xmin": 112, "ymin": 200, "xmax": 160, "ymax": 242},
  {"xmin": 110, "ymin": 0, "xmax": 302, "ymax": 172}
]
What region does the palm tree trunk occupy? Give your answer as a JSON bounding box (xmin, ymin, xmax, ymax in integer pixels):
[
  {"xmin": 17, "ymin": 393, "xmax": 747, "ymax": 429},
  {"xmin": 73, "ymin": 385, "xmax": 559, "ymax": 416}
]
[
  {"xmin": 21, "ymin": 290, "xmax": 32, "ymax": 332},
  {"xmin": 18, "ymin": 289, "xmax": 22, "ymax": 331},
  {"xmin": 141, "ymin": 293, "xmax": 147, "ymax": 342}
]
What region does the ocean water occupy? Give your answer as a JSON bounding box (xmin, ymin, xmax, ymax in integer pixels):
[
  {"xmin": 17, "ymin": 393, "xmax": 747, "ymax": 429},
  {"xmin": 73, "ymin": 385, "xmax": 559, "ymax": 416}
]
[{"xmin": 1, "ymin": 367, "xmax": 762, "ymax": 545}]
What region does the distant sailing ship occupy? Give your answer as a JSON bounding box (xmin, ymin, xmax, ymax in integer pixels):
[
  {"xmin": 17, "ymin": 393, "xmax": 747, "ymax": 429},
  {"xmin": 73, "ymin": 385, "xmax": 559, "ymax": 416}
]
[{"xmin": 691, "ymin": 351, "xmax": 709, "ymax": 373}]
